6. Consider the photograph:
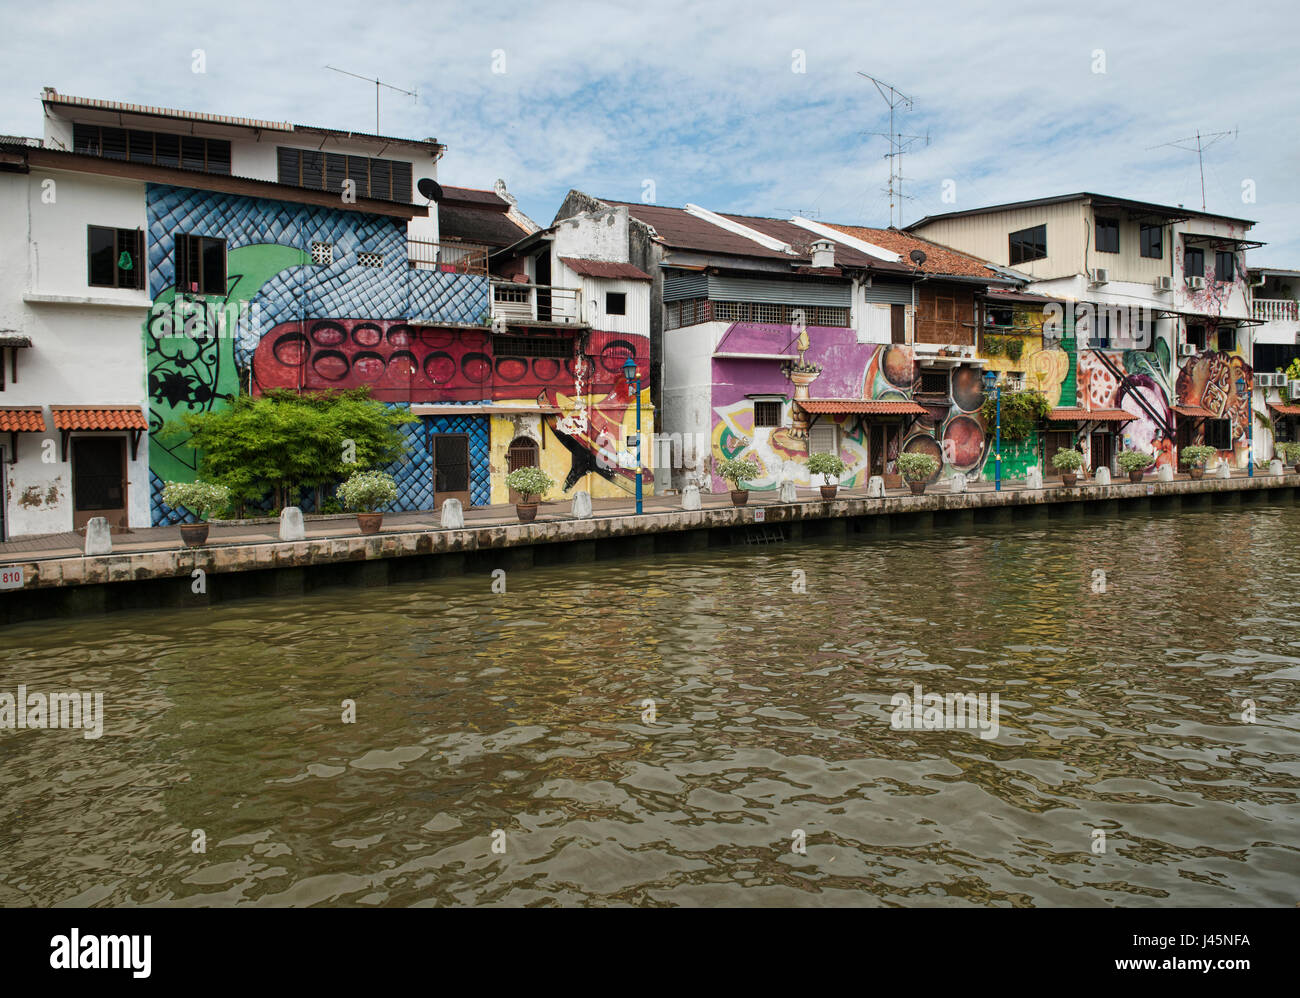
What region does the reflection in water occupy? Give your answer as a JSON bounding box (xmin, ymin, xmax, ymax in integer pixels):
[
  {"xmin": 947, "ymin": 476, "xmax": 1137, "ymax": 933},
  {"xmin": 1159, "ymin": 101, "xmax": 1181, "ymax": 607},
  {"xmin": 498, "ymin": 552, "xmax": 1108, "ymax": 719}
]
[{"xmin": 1, "ymin": 506, "xmax": 1299, "ymax": 907}]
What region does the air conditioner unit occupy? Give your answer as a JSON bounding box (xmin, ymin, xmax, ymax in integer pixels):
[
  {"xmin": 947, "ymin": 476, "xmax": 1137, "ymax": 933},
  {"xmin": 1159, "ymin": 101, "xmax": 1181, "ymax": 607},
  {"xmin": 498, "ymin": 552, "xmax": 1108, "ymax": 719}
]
[
  {"xmin": 1153, "ymin": 276, "xmax": 1174, "ymax": 292},
  {"xmin": 1255, "ymin": 373, "xmax": 1274, "ymax": 388},
  {"xmin": 1186, "ymin": 275, "xmax": 1206, "ymax": 290},
  {"xmin": 1090, "ymin": 268, "xmax": 1110, "ymax": 284},
  {"xmin": 1178, "ymin": 343, "xmax": 1197, "ymax": 357},
  {"xmin": 1290, "ymin": 380, "xmax": 1300, "ymax": 397}
]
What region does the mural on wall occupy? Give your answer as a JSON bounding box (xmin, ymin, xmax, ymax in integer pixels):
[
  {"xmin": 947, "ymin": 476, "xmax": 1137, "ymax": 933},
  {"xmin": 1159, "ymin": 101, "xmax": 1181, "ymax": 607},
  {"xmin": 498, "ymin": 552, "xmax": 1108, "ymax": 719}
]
[
  {"xmin": 1175, "ymin": 348, "xmax": 1255, "ymax": 464},
  {"xmin": 143, "ymin": 184, "xmax": 648, "ymax": 518}
]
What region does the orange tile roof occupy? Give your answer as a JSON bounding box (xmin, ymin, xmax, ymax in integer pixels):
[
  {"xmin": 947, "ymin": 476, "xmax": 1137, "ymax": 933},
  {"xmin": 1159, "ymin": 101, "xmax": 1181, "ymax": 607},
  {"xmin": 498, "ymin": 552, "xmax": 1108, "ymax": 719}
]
[
  {"xmin": 799, "ymin": 399, "xmax": 928, "ymax": 415},
  {"xmin": 1269, "ymin": 402, "xmax": 1300, "ymax": 416},
  {"xmin": 1048, "ymin": 407, "xmax": 1134, "ymax": 422},
  {"xmin": 1173, "ymin": 405, "xmax": 1215, "ymax": 418},
  {"xmin": 823, "ymin": 224, "xmax": 1001, "ymax": 279},
  {"xmin": 0, "ymin": 406, "xmax": 46, "ymax": 432},
  {"xmin": 50, "ymin": 406, "xmax": 149, "ymax": 431}
]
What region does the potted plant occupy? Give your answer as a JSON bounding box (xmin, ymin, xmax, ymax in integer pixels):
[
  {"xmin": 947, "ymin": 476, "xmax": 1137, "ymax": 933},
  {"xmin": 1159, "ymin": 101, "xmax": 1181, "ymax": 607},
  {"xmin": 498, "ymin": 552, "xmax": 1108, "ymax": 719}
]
[
  {"xmin": 1179, "ymin": 444, "xmax": 1217, "ymax": 480},
  {"xmin": 807, "ymin": 452, "xmax": 847, "ymax": 500},
  {"xmin": 897, "ymin": 452, "xmax": 939, "ymax": 495},
  {"xmin": 504, "ymin": 465, "xmax": 553, "ymax": 523},
  {"xmin": 162, "ymin": 480, "xmax": 232, "ymax": 547},
  {"xmin": 1051, "ymin": 448, "xmax": 1084, "ymax": 486},
  {"xmin": 717, "ymin": 457, "xmax": 761, "ymax": 506},
  {"xmin": 338, "ymin": 469, "xmax": 398, "ymax": 534},
  {"xmin": 1276, "ymin": 441, "xmax": 1300, "ymax": 473},
  {"xmin": 1117, "ymin": 449, "xmax": 1155, "ymax": 483}
]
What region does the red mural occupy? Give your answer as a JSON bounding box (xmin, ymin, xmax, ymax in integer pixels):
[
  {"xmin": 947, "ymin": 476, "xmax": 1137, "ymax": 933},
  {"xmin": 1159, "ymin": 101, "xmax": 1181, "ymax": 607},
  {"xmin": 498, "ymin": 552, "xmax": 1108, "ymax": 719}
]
[{"xmin": 251, "ymin": 319, "xmax": 646, "ymax": 403}]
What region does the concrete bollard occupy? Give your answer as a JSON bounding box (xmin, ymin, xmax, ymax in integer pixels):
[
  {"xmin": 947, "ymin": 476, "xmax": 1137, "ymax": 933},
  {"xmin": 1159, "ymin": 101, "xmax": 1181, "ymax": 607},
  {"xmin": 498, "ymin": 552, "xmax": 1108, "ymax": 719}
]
[
  {"xmin": 1269, "ymin": 459, "xmax": 1284, "ymax": 476},
  {"xmin": 279, "ymin": 506, "xmax": 305, "ymax": 541},
  {"xmin": 1215, "ymin": 460, "xmax": 1231, "ymax": 479},
  {"xmin": 84, "ymin": 517, "xmax": 112, "ymax": 556},
  {"xmin": 779, "ymin": 479, "xmax": 798, "ymax": 503},
  {"xmin": 1157, "ymin": 464, "xmax": 1174, "ymax": 482},
  {"xmin": 570, "ymin": 490, "xmax": 592, "ymax": 519},
  {"xmin": 948, "ymin": 473, "xmax": 967, "ymax": 494},
  {"xmin": 681, "ymin": 483, "xmax": 702, "ymax": 511},
  {"xmin": 440, "ymin": 498, "xmax": 465, "ymax": 529},
  {"xmin": 867, "ymin": 476, "xmax": 885, "ymax": 498},
  {"xmin": 1094, "ymin": 466, "xmax": 1111, "ymax": 486},
  {"xmin": 1025, "ymin": 467, "xmax": 1043, "ymax": 489}
]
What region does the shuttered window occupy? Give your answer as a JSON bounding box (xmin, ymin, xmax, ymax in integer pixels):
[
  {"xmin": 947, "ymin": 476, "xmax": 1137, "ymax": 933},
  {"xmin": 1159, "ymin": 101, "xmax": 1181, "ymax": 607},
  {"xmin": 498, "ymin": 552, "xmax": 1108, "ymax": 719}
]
[
  {"xmin": 276, "ymin": 146, "xmax": 413, "ymax": 202},
  {"xmin": 73, "ymin": 124, "xmax": 231, "ymax": 174}
]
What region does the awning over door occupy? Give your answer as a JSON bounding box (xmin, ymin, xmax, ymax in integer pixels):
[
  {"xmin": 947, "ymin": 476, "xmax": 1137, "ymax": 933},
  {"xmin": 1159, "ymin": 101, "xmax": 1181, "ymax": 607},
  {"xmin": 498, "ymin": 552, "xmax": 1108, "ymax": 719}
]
[
  {"xmin": 0, "ymin": 405, "xmax": 46, "ymax": 465},
  {"xmin": 51, "ymin": 405, "xmax": 148, "ymax": 461},
  {"xmin": 1173, "ymin": 404, "xmax": 1215, "ymax": 419},
  {"xmin": 1047, "ymin": 407, "xmax": 1134, "ymax": 423},
  {"xmin": 798, "ymin": 399, "xmax": 927, "ymax": 416}
]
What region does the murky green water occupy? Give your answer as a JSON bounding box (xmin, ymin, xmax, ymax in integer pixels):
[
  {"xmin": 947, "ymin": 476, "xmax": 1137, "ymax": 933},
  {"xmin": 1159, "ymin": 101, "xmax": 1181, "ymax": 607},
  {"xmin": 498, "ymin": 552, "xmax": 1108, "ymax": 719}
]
[{"xmin": 2, "ymin": 505, "xmax": 1298, "ymax": 907}]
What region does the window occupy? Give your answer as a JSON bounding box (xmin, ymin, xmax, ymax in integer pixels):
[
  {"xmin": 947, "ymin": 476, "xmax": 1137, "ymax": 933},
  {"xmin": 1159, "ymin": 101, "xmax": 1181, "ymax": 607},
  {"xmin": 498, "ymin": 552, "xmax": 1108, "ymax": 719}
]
[
  {"xmin": 1090, "ymin": 307, "xmax": 1112, "ymax": 348},
  {"xmin": 1205, "ymin": 418, "xmax": 1231, "ymax": 450},
  {"xmin": 1095, "ymin": 217, "xmax": 1119, "ymax": 253},
  {"xmin": 1217, "ymin": 326, "xmax": 1236, "ymax": 352},
  {"xmin": 1186, "ymin": 323, "xmax": 1206, "ymax": 350},
  {"xmin": 73, "ymin": 124, "xmax": 230, "ymax": 174},
  {"xmin": 753, "ymin": 400, "xmax": 783, "ymax": 428},
  {"xmin": 494, "ymin": 335, "xmax": 573, "ymax": 358},
  {"xmin": 605, "ymin": 292, "xmax": 627, "ymax": 316},
  {"xmin": 665, "ymin": 298, "xmax": 711, "ymax": 329},
  {"xmin": 986, "ymin": 306, "xmax": 1014, "ymax": 328},
  {"xmin": 1140, "ymin": 224, "xmax": 1163, "ymax": 259},
  {"xmin": 1216, "ymin": 250, "xmax": 1236, "ymax": 283},
  {"xmin": 917, "ymin": 369, "xmax": 950, "ymax": 396},
  {"xmin": 174, "ymin": 234, "xmax": 227, "ymax": 295},
  {"xmin": 276, "ymin": 147, "xmax": 413, "ymax": 202},
  {"xmin": 1184, "ymin": 247, "xmax": 1204, "ymax": 278},
  {"xmin": 1009, "ymin": 224, "xmax": 1047, "ymax": 265},
  {"xmin": 87, "ymin": 226, "xmax": 143, "ymax": 290}
]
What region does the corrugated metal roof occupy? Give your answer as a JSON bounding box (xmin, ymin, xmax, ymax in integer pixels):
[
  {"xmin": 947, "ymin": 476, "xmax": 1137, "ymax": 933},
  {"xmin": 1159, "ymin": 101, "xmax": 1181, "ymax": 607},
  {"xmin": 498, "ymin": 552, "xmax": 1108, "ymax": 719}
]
[
  {"xmin": 798, "ymin": 399, "xmax": 927, "ymax": 415},
  {"xmin": 440, "ymin": 186, "xmax": 510, "ymax": 209},
  {"xmin": 907, "ymin": 191, "xmax": 1255, "ymax": 230},
  {"xmin": 559, "ymin": 258, "xmax": 652, "ymax": 280},
  {"xmin": 51, "ymin": 405, "xmax": 149, "ymax": 431},
  {"xmin": 0, "ymin": 407, "xmax": 46, "ymax": 432}
]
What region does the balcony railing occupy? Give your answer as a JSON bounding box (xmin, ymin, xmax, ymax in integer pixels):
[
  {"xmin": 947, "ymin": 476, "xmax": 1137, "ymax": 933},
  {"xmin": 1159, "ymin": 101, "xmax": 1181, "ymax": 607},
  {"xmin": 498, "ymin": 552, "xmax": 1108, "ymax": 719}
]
[
  {"xmin": 408, "ymin": 239, "xmax": 489, "ymax": 277},
  {"xmin": 1252, "ymin": 298, "xmax": 1298, "ymax": 322},
  {"xmin": 491, "ymin": 282, "xmax": 585, "ymax": 324}
]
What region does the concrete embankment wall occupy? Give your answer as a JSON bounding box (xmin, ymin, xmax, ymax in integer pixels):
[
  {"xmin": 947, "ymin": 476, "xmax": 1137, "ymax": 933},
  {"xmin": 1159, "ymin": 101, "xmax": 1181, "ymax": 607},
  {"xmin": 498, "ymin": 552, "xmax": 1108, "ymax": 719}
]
[{"xmin": 2, "ymin": 476, "xmax": 1297, "ymax": 626}]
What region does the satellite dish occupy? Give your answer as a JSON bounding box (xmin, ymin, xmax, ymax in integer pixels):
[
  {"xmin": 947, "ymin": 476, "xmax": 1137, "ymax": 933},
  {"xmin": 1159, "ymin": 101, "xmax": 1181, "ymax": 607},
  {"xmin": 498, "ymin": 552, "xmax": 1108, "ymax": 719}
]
[
  {"xmin": 909, "ymin": 249, "xmax": 927, "ymax": 267},
  {"xmin": 417, "ymin": 178, "xmax": 443, "ymax": 202}
]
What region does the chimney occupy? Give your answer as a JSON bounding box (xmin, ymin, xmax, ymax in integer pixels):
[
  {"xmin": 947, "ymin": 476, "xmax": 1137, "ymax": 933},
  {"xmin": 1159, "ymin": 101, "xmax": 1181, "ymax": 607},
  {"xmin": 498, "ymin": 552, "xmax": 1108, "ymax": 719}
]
[{"xmin": 811, "ymin": 239, "xmax": 835, "ymax": 269}]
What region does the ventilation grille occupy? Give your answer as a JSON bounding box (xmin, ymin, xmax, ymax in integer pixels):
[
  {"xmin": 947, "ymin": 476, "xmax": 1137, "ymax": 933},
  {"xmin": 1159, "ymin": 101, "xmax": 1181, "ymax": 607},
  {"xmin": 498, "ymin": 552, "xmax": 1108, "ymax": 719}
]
[
  {"xmin": 357, "ymin": 251, "xmax": 383, "ymax": 268},
  {"xmin": 311, "ymin": 241, "xmax": 334, "ymax": 266}
]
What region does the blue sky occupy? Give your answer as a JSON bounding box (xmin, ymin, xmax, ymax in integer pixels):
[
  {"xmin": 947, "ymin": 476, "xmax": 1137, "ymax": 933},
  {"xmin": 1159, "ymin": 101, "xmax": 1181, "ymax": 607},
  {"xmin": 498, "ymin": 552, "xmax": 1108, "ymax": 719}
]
[{"xmin": 6, "ymin": 0, "xmax": 1298, "ymax": 260}]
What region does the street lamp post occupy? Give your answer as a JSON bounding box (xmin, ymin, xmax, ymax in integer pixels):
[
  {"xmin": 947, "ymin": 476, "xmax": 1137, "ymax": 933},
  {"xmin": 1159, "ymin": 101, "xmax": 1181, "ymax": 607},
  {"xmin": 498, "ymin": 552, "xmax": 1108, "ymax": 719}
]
[
  {"xmin": 623, "ymin": 356, "xmax": 644, "ymax": 514},
  {"xmin": 1238, "ymin": 375, "xmax": 1253, "ymax": 478},
  {"xmin": 983, "ymin": 369, "xmax": 1002, "ymax": 491}
]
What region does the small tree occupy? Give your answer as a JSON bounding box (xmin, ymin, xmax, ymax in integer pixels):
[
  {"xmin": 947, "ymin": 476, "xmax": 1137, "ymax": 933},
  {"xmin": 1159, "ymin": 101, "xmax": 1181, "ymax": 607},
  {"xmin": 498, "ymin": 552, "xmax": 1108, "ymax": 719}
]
[
  {"xmin": 505, "ymin": 466, "xmax": 553, "ymax": 503},
  {"xmin": 981, "ymin": 388, "xmax": 1050, "ymax": 442},
  {"xmin": 897, "ymin": 452, "xmax": 939, "ymax": 482},
  {"xmin": 717, "ymin": 457, "xmax": 760, "ymax": 490},
  {"xmin": 1051, "ymin": 448, "xmax": 1084, "ymax": 472},
  {"xmin": 1117, "ymin": 450, "xmax": 1155, "ymax": 474},
  {"xmin": 1276, "ymin": 442, "xmax": 1300, "ymax": 465},
  {"xmin": 807, "ymin": 452, "xmax": 847, "ymax": 484},
  {"xmin": 337, "ymin": 469, "xmax": 399, "ymax": 513},
  {"xmin": 1179, "ymin": 444, "xmax": 1218, "ymax": 469},
  {"xmin": 162, "ymin": 480, "xmax": 231, "ymax": 521}
]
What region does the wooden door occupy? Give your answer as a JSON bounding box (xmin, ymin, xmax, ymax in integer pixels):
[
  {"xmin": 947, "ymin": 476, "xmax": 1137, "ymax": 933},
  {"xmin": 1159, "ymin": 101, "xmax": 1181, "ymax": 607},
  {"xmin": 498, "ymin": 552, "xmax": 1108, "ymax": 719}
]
[
  {"xmin": 890, "ymin": 304, "xmax": 906, "ymax": 344},
  {"xmin": 431, "ymin": 434, "xmax": 471, "ymax": 510},
  {"xmin": 1044, "ymin": 431, "xmax": 1073, "ymax": 479},
  {"xmin": 1093, "ymin": 432, "xmax": 1114, "ymax": 474},
  {"xmin": 72, "ymin": 436, "xmax": 127, "ymax": 530},
  {"xmin": 506, "ymin": 436, "xmax": 540, "ymax": 503}
]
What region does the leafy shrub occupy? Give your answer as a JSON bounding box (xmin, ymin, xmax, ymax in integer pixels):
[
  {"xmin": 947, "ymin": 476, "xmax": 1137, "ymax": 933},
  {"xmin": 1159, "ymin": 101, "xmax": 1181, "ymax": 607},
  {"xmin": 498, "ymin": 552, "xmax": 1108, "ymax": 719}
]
[
  {"xmin": 1276, "ymin": 442, "xmax": 1300, "ymax": 464},
  {"xmin": 982, "ymin": 336, "xmax": 1005, "ymax": 357},
  {"xmin": 1006, "ymin": 338, "xmax": 1024, "ymax": 362},
  {"xmin": 1051, "ymin": 448, "xmax": 1084, "ymax": 471},
  {"xmin": 1179, "ymin": 444, "xmax": 1218, "ymax": 468},
  {"xmin": 162, "ymin": 480, "xmax": 231, "ymax": 520},
  {"xmin": 807, "ymin": 452, "xmax": 847, "ymax": 482},
  {"xmin": 1117, "ymin": 450, "xmax": 1155, "ymax": 474},
  {"xmin": 504, "ymin": 465, "xmax": 553, "ymax": 501},
  {"xmin": 717, "ymin": 457, "xmax": 761, "ymax": 488},
  {"xmin": 337, "ymin": 470, "xmax": 399, "ymax": 512},
  {"xmin": 897, "ymin": 452, "xmax": 939, "ymax": 482},
  {"xmin": 980, "ymin": 388, "xmax": 1051, "ymax": 442}
]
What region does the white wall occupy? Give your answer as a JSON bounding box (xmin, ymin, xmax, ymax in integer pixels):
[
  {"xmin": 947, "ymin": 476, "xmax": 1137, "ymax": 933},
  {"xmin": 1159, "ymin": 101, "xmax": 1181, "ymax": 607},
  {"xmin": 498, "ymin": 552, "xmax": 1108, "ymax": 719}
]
[{"xmin": 553, "ymin": 206, "xmax": 630, "ymax": 262}]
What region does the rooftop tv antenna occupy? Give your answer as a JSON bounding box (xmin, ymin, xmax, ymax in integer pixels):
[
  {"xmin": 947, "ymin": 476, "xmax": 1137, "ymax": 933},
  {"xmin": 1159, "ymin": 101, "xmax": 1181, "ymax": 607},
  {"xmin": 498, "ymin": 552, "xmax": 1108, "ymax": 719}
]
[
  {"xmin": 324, "ymin": 65, "xmax": 418, "ymax": 133},
  {"xmin": 1147, "ymin": 128, "xmax": 1237, "ymax": 210},
  {"xmin": 859, "ymin": 71, "xmax": 930, "ymax": 227}
]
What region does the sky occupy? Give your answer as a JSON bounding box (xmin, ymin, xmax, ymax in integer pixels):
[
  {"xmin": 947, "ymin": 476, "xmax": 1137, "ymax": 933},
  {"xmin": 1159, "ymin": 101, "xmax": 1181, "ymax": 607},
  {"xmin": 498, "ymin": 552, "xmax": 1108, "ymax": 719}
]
[{"xmin": 5, "ymin": 0, "xmax": 1298, "ymax": 260}]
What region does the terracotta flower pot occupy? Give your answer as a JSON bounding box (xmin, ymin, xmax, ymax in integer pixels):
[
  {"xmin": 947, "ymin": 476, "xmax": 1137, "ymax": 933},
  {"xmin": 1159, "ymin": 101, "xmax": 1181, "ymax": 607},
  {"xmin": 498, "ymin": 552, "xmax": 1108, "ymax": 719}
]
[
  {"xmin": 1128, "ymin": 470, "xmax": 1145, "ymax": 483},
  {"xmin": 908, "ymin": 480, "xmax": 927, "ymax": 496},
  {"xmin": 1189, "ymin": 467, "xmax": 1204, "ymax": 480},
  {"xmin": 730, "ymin": 489, "xmax": 749, "ymax": 507},
  {"xmin": 179, "ymin": 522, "xmax": 209, "ymax": 548},
  {"xmin": 1060, "ymin": 472, "xmax": 1077, "ymax": 487},
  {"xmin": 357, "ymin": 512, "xmax": 383, "ymax": 534},
  {"xmin": 516, "ymin": 502, "xmax": 539, "ymax": 523},
  {"xmin": 820, "ymin": 485, "xmax": 838, "ymax": 500}
]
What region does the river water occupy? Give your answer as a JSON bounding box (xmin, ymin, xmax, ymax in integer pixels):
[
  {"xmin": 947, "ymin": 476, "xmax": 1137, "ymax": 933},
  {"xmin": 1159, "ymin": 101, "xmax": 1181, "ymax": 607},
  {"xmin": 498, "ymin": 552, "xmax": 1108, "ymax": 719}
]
[{"xmin": 2, "ymin": 504, "xmax": 1298, "ymax": 907}]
